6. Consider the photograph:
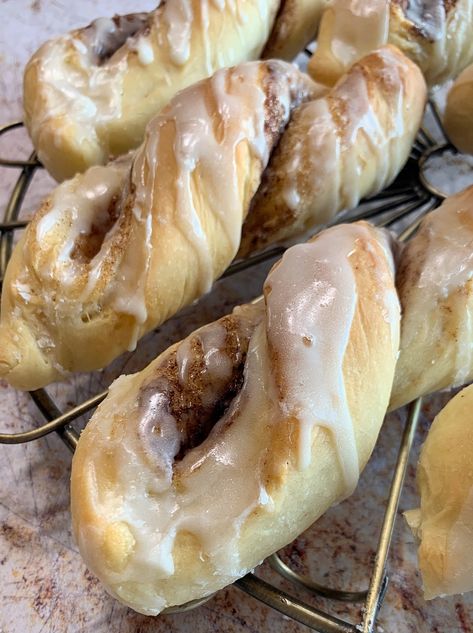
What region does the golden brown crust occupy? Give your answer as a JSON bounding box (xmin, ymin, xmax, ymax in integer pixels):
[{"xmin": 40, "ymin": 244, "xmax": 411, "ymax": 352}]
[
  {"xmin": 308, "ymin": 0, "xmax": 473, "ymax": 87},
  {"xmin": 390, "ymin": 187, "xmax": 473, "ymax": 410}
]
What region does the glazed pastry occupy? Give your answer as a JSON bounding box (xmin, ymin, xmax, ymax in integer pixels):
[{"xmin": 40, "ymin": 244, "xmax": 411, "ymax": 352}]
[
  {"xmin": 24, "ymin": 1, "xmax": 281, "ymax": 181},
  {"xmin": 405, "ymin": 384, "xmax": 473, "ymax": 599},
  {"xmin": 71, "ymin": 221, "xmax": 401, "ymax": 615},
  {"xmin": 308, "ymin": 0, "xmax": 473, "ymax": 87},
  {"xmin": 0, "ymin": 50, "xmax": 425, "ymax": 391},
  {"xmin": 3, "ymin": 60, "xmax": 314, "ymax": 390},
  {"xmin": 239, "ymin": 45, "xmax": 426, "ymax": 256},
  {"xmin": 262, "ymin": 0, "xmax": 330, "ymax": 60},
  {"xmin": 443, "ymin": 63, "xmax": 473, "ymax": 155},
  {"xmin": 390, "ymin": 187, "xmax": 473, "ymax": 410}
]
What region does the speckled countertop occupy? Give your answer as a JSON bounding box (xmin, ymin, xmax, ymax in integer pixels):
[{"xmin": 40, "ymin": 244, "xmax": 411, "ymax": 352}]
[{"xmin": 0, "ymin": 2, "xmax": 472, "ymax": 632}]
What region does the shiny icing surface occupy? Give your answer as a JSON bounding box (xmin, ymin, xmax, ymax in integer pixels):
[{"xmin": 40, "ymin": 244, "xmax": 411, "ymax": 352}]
[
  {"xmin": 73, "ymin": 221, "xmax": 399, "ymax": 614},
  {"xmin": 6, "ymin": 3, "xmax": 473, "ymax": 631},
  {"xmin": 309, "ymin": 0, "xmax": 470, "ymax": 87},
  {"xmin": 327, "ymin": 0, "xmax": 389, "ymax": 68},
  {"xmin": 265, "ymin": 223, "xmax": 399, "ymax": 493},
  {"xmin": 161, "ymin": 0, "xmax": 274, "ymax": 68},
  {"xmin": 403, "ymin": 0, "xmax": 446, "ymax": 39}
]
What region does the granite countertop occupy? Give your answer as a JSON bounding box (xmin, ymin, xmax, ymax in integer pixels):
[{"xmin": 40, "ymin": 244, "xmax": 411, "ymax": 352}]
[{"xmin": 0, "ymin": 2, "xmax": 472, "ymax": 632}]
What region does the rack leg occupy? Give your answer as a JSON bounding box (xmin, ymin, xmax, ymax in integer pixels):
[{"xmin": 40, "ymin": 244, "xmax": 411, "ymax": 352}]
[
  {"xmin": 236, "ymin": 574, "xmax": 357, "ymax": 633},
  {"xmin": 361, "ymin": 398, "xmax": 422, "ymax": 632}
]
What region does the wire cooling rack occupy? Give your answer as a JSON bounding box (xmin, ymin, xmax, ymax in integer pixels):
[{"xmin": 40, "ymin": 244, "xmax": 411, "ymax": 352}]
[{"xmin": 0, "ymin": 99, "xmax": 461, "ymax": 632}]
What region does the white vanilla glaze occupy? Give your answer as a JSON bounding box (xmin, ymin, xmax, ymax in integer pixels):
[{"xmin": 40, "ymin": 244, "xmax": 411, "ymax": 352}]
[
  {"xmin": 73, "ymin": 222, "xmax": 399, "ymax": 613},
  {"xmin": 390, "ymin": 0, "xmax": 473, "ymax": 86},
  {"xmin": 399, "ymin": 189, "xmax": 473, "ymax": 385},
  {"xmin": 327, "ymin": 0, "xmax": 389, "ymax": 69},
  {"xmin": 264, "ymin": 223, "xmax": 399, "ymax": 494},
  {"xmin": 29, "ymin": 60, "xmax": 306, "ymax": 352},
  {"xmin": 281, "ymin": 47, "xmax": 413, "ymax": 227},
  {"xmin": 113, "ymin": 60, "xmax": 294, "ymax": 330}
]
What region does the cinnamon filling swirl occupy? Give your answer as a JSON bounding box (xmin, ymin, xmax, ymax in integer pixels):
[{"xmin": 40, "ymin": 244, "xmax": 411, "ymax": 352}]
[
  {"xmin": 136, "ymin": 304, "xmax": 263, "ymax": 476},
  {"xmin": 83, "ymin": 13, "xmax": 152, "ymax": 65}
]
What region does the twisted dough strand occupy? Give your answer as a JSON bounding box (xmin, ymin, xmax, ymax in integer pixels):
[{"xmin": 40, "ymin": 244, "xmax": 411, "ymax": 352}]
[
  {"xmin": 71, "ymin": 187, "xmax": 473, "ymax": 614},
  {"xmin": 71, "ymin": 221, "xmax": 400, "ymax": 614},
  {"xmin": 3, "ymin": 60, "xmax": 314, "ymax": 389},
  {"xmin": 239, "ymin": 45, "xmax": 425, "ymax": 256},
  {"xmin": 390, "ymin": 186, "xmax": 473, "ymax": 410}
]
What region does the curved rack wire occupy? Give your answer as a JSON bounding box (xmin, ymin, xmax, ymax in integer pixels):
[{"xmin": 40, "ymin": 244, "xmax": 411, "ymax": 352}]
[{"xmin": 0, "ymin": 102, "xmax": 456, "ymax": 632}]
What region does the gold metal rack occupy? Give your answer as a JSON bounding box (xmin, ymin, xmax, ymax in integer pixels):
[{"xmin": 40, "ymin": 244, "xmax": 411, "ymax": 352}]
[{"xmin": 0, "ymin": 100, "xmax": 455, "ymax": 632}]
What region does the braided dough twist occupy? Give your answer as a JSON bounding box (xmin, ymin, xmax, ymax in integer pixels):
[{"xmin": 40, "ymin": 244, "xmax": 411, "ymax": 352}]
[
  {"xmin": 308, "ymin": 0, "xmax": 473, "ymax": 87},
  {"xmin": 71, "ymin": 221, "xmax": 400, "ymax": 614},
  {"xmin": 0, "ymin": 49, "xmax": 425, "ymax": 391}
]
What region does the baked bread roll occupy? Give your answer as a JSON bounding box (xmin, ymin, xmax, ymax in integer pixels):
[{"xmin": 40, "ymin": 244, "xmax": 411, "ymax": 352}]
[
  {"xmin": 2, "ymin": 60, "xmax": 315, "ymax": 391},
  {"xmin": 71, "ymin": 221, "xmax": 401, "ymax": 615},
  {"xmin": 24, "ymin": 1, "xmax": 281, "ymax": 181},
  {"xmin": 443, "ymin": 63, "xmax": 473, "ymax": 155},
  {"xmin": 390, "ymin": 187, "xmax": 473, "ymax": 410},
  {"xmin": 262, "ymin": 0, "xmax": 330, "ymax": 60},
  {"xmin": 0, "ymin": 49, "xmax": 425, "ymax": 391},
  {"xmin": 239, "ymin": 45, "xmax": 426, "ymax": 256},
  {"xmin": 308, "ymin": 0, "xmax": 473, "ymax": 87},
  {"xmin": 405, "ymin": 384, "xmax": 473, "ymax": 599}
]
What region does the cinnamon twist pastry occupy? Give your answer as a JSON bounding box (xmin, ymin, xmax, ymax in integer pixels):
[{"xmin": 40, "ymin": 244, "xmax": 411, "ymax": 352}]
[
  {"xmin": 443, "ymin": 63, "xmax": 473, "ymax": 155},
  {"xmin": 71, "ymin": 221, "xmax": 401, "ymax": 615},
  {"xmin": 390, "ymin": 187, "xmax": 473, "ymax": 410},
  {"xmin": 2, "ymin": 60, "xmax": 314, "ymax": 391},
  {"xmin": 239, "ymin": 44, "xmax": 425, "ymax": 256},
  {"xmin": 405, "ymin": 384, "xmax": 473, "ymax": 599},
  {"xmin": 0, "ymin": 49, "xmax": 425, "ymax": 391},
  {"xmin": 24, "ymin": 1, "xmax": 281, "ymax": 181},
  {"xmin": 308, "ymin": 0, "xmax": 473, "ymax": 87}
]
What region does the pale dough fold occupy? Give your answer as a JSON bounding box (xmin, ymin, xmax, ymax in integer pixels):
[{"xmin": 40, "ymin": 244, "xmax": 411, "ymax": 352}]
[{"xmin": 405, "ymin": 384, "xmax": 473, "ymax": 599}]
